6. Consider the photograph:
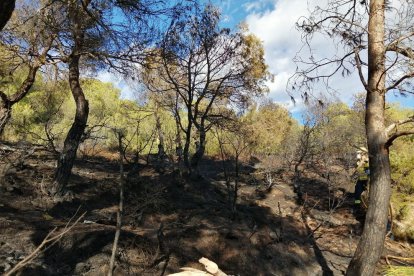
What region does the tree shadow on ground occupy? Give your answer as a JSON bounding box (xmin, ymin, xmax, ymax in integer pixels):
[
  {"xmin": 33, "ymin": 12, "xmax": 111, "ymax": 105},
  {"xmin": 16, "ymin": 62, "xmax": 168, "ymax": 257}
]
[
  {"xmin": 120, "ymin": 158, "xmax": 334, "ymax": 275},
  {"xmin": 1, "ymin": 153, "xmax": 338, "ymax": 276},
  {"xmin": 296, "ymin": 176, "xmax": 354, "ymax": 212}
]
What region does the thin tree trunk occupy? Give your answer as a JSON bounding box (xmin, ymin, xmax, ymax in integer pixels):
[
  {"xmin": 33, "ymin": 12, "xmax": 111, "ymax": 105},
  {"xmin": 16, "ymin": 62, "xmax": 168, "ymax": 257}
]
[
  {"xmin": 183, "ymin": 135, "xmax": 191, "ymax": 170},
  {"xmin": 155, "ymin": 111, "xmax": 165, "ymax": 158},
  {"xmin": 51, "ymin": 55, "xmax": 89, "ymax": 195},
  {"xmin": 346, "ymin": 1, "xmax": 391, "ymax": 275},
  {"xmin": 108, "ymin": 132, "xmax": 124, "ymax": 276},
  {"xmin": 183, "ymin": 115, "xmax": 192, "ymax": 172},
  {"xmin": 0, "ymin": 103, "xmax": 12, "ymax": 137},
  {"xmin": 190, "ymin": 127, "xmax": 206, "ymax": 174},
  {"xmin": 216, "ymin": 130, "xmax": 231, "ymax": 205},
  {"xmin": 232, "ymin": 153, "xmax": 239, "ymax": 217},
  {"xmin": 175, "ymin": 117, "xmax": 183, "ymax": 162},
  {"xmin": 0, "ymin": 0, "xmax": 15, "ymax": 31}
]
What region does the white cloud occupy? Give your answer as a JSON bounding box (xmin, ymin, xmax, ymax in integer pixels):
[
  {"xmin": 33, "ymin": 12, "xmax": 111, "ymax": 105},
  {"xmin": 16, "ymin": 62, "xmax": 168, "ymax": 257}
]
[
  {"xmin": 96, "ymin": 71, "xmax": 137, "ymax": 100},
  {"xmin": 243, "ymin": 2, "xmax": 261, "ymax": 12},
  {"xmin": 243, "ymin": 0, "xmax": 273, "ymax": 12},
  {"xmin": 96, "ymin": 71, "xmax": 121, "ymax": 86},
  {"xmin": 245, "ymin": 0, "xmax": 364, "ymax": 111}
]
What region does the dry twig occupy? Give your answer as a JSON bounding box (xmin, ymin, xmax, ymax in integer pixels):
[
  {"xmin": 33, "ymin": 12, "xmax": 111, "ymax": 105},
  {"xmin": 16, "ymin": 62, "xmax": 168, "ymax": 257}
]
[
  {"xmin": 5, "ymin": 209, "xmax": 85, "ymax": 276},
  {"xmin": 108, "ymin": 131, "xmax": 125, "ymax": 276},
  {"xmin": 386, "ymin": 255, "xmax": 414, "ymax": 262}
]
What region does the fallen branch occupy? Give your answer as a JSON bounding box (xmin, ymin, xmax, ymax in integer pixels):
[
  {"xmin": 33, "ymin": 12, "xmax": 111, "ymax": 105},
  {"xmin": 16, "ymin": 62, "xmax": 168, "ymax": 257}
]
[
  {"xmin": 108, "ymin": 131, "xmax": 125, "ymax": 276},
  {"xmin": 5, "ymin": 209, "xmax": 85, "ymax": 276},
  {"xmin": 386, "ymin": 255, "xmax": 414, "ymax": 262},
  {"xmin": 149, "ymin": 223, "xmax": 170, "ymax": 276},
  {"xmin": 385, "ymin": 256, "xmax": 391, "ymax": 266}
]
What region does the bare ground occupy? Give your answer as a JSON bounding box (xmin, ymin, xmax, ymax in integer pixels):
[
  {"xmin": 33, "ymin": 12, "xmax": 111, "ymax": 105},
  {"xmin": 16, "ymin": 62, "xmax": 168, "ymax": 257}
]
[{"xmin": 0, "ymin": 145, "xmax": 413, "ymax": 275}]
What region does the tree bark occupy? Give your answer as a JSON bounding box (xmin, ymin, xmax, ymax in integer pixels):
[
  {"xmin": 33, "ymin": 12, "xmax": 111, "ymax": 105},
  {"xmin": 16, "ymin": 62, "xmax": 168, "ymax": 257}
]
[
  {"xmin": 232, "ymin": 153, "xmax": 239, "ymax": 216},
  {"xmin": 346, "ymin": 1, "xmax": 391, "ymax": 275},
  {"xmin": 154, "ymin": 110, "xmax": 165, "ymax": 158},
  {"xmin": 0, "ymin": 102, "xmax": 12, "ymax": 137},
  {"xmin": 175, "ymin": 117, "xmax": 183, "ymax": 160},
  {"xmin": 190, "ymin": 127, "xmax": 206, "ymax": 174},
  {"xmin": 0, "ymin": 0, "xmax": 13, "ymax": 138},
  {"xmin": 183, "ymin": 112, "xmax": 192, "ymax": 171},
  {"xmin": 51, "ymin": 55, "xmax": 89, "ymax": 195},
  {"xmin": 0, "ymin": 0, "xmax": 15, "ymax": 31}
]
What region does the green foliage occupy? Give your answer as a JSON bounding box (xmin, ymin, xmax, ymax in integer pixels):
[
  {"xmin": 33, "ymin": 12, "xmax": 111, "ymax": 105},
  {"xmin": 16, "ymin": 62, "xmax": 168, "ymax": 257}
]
[
  {"xmin": 240, "ymin": 32, "xmax": 270, "ymax": 93},
  {"xmin": 396, "ymin": 204, "xmax": 410, "ymax": 221},
  {"xmin": 385, "ymin": 266, "xmax": 414, "ymax": 276},
  {"xmin": 5, "ymin": 77, "xmax": 171, "ymax": 157},
  {"xmin": 244, "ymin": 101, "xmax": 298, "ymax": 155},
  {"xmin": 3, "ymin": 69, "xmax": 52, "ymax": 142},
  {"xmin": 387, "ymin": 105, "xmax": 414, "ymax": 231},
  {"xmin": 313, "ymin": 102, "xmax": 361, "ymax": 156},
  {"xmin": 390, "ymin": 148, "xmax": 414, "ymax": 195},
  {"xmin": 291, "ymin": 100, "xmax": 363, "ymax": 172},
  {"xmin": 4, "ymin": 64, "xmax": 414, "ymax": 237}
]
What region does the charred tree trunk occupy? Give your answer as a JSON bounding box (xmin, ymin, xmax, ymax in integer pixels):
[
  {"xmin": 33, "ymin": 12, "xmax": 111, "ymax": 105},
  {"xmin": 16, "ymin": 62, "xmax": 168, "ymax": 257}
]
[
  {"xmin": 51, "ymin": 55, "xmax": 89, "ymax": 195},
  {"xmin": 0, "ymin": 102, "xmax": 11, "ymax": 137},
  {"xmin": 0, "ymin": 0, "xmax": 15, "ymax": 31},
  {"xmin": 183, "ymin": 112, "xmax": 192, "ymax": 172},
  {"xmin": 190, "ymin": 126, "xmax": 206, "ymax": 174},
  {"xmin": 154, "ymin": 111, "xmax": 165, "ymax": 158},
  {"xmin": 346, "ymin": 1, "xmax": 391, "ymax": 275},
  {"xmin": 175, "ymin": 117, "xmax": 183, "ymax": 161},
  {"xmin": 232, "ymin": 152, "xmax": 240, "ymax": 217}
]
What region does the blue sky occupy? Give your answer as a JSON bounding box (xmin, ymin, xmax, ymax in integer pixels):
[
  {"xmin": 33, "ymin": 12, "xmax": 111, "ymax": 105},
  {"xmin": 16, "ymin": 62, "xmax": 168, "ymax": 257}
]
[
  {"xmin": 212, "ymin": 0, "xmax": 274, "ymax": 27},
  {"xmin": 216, "ymin": 0, "xmax": 414, "ymax": 115},
  {"xmin": 99, "ymin": 0, "xmax": 414, "ymax": 119}
]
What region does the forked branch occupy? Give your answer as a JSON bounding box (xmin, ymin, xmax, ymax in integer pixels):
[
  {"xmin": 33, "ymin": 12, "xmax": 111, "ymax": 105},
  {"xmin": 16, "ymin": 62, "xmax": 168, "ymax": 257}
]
[
  {"xmin": 385, "ymin": 115, "xmax": 414, "ymax": 148},
  {"xmin": 5, "ymin": 210, "xmax": 85, "ymax": 276}
]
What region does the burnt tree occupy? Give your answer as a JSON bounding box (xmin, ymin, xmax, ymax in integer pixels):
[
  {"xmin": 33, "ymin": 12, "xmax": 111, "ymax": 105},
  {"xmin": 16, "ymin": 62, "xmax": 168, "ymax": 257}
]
[
  {"xmin": 45, "ymin": 0, "xmax": 176, "ymax": 194},
  {"xmin": 0, "ymin": 0, "xmax": 15, "ymax": 31},
  {"xmin": 147, "ymin": 3, "xmax": 268, "ymax": 174},
  {"xmin": 292, "ymin": 0, "xmax": 414, "ymax": 274},
  {"xmin": 0, "ymin": 5, "xmax": 55, "ymax": 136}
]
